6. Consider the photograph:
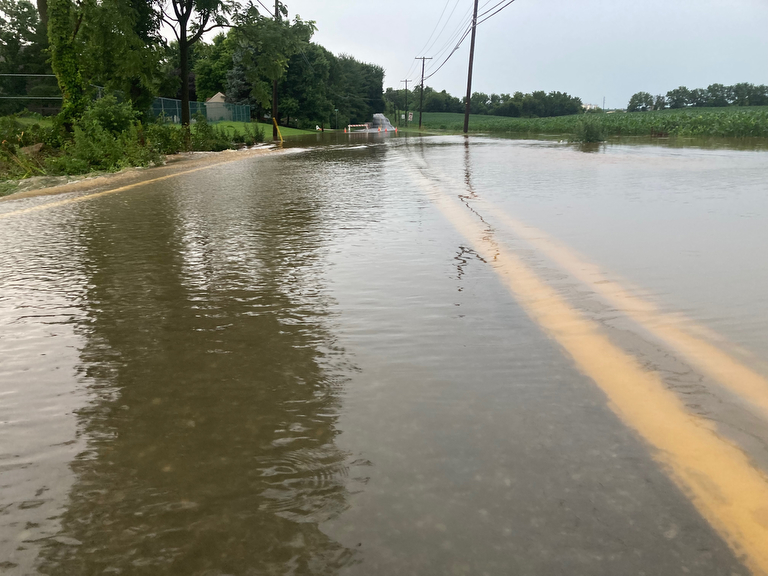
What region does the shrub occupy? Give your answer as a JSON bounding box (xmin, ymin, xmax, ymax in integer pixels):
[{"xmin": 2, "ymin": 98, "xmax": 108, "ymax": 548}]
[
  {"xmin": 571, "ymin": 118, "xmax": 605, "ymax": 143},
  {"xmin": 191, "ymin": 114, "xmax": 231, "ymax": 151},
  {"xmin": 82, "ymin": 96, "xmax": 138, "ymax": 135},
  {"xmin": 144, "ymin": 121, "xmax": 186, "ymax": 155}
]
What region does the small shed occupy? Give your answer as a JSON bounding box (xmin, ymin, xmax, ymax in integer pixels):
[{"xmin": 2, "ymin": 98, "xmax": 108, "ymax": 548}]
[{"xmin": 206, "ymin": 92, "xmax": 226, "ymax": 104}]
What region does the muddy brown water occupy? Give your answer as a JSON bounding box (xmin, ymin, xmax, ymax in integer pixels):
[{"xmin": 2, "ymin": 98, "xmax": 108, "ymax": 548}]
[{"xmin": 1, "ymin": 134, "xmax": 767, "ymax": 575}]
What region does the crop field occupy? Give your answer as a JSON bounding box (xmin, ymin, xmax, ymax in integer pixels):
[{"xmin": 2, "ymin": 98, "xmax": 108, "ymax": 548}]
[{"xmin": 421, "ymin": 107, "xmax": 768, "ymax": 139}]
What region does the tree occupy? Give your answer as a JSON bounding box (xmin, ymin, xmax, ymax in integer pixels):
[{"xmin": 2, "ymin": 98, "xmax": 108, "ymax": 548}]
[
  {"xmin": 706, "ymin": 83, "xmax": 728, "ymax": 107},
  {"xmin": 627, "ymin": 91, "xmax": 654, "ymax": 112},
  {"xmin": 688, "ymin": 88, "xmax": 708, "ymax": 107},
  {"xmin": 281, "ymin": 42, "xmax": 333, "ymax": 128},
  {"xmin": 83, "ymin": 0, "xmax": 164, "ymax": 113},
  {"xmin": 666, "ymin": 86, "xmax": 690, "ymax": 109},
  {"xmin": 194, "ymin": 32, "xmax": 235, "ymax": 101},
  {"xmin": 469, "ymin": 92, "xmax": 490, "ymax": 115},
  {"xmin": 46, "ymin": 0, "xmax": 89, "ymax": 125},
  {"xmin": 160, "ymin": 0, "xmax": 235, "ymax": 126},
  {"xmin": 653, "ymin": 94, "xmax": 666, "ymax": 111},
  {"xmin": 230, "ymin": 5, "xmax": 315, "ymax": 124},
  {"xmin": 0, "ymin": 0, "xmax": 51, "ymax": 114}
]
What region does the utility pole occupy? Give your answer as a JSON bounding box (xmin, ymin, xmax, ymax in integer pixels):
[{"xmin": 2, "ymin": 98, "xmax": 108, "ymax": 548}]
[
  {"xmin": 272, "ymin": 0, "xmax": 280, "ymax": 140},
  {"xmin": 416, "ymin": 57, "xmax": 432, "ymax": 129},
  {"xmin": 463, "ymin": 0, "xmax": 480, "ymax": 134},
  {"xmin": 401, "ymin": 79, "xmax": 410, "ymax": 127},
  {"xmin": 602, "ymin": 96, "xmax": 606, "ymax": 112}
]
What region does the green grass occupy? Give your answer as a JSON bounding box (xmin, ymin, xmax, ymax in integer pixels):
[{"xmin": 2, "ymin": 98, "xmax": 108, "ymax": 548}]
[
  {"xmin": 216, "ymin": 121, "xmax": 315, "ymax": 137},
  {"xmin": 420, "ymin": 107, "xmax": 768, "ymax": 139}
]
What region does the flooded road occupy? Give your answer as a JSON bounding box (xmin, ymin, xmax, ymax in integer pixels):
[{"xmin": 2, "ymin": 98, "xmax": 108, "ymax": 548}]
[{"xmin": 1, "ymin": 135, "xmax": 768, "ymax": 575}]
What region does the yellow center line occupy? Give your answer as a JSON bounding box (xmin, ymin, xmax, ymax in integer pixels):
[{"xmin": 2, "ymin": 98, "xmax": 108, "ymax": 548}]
[
  {"xmin": 409, "ymin": 165, "xmax": 768, "ymax": 576},
  {"xmin": 480, "ymin": 207, "xmax": 768, "ymax": 421},
  {"xmin": 0, "ymin": 151, "xmax": 270, "ymax": 220}
]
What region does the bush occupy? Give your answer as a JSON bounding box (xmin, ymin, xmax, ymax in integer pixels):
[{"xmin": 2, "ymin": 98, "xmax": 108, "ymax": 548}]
[
  {"xmin": 571, "ymin": 118, "xmax": 605, "ymax": 143},
  {"xmin": 50, "ymin": 118, "xmax": 161, "ymax": 175},
  {"xmin": 82, "ymin": 96, "xmax": 138, "ymax": 135},
  {"xmin": 144, "ymin": 121, "xmax": 186, "ymax": 155},
  {"xmin": 190, "ymin": 114, "xmax": 231, "ymax": 151}
]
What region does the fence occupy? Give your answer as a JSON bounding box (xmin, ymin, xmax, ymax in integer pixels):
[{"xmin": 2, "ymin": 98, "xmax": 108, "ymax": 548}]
[
  {"xmin": 0, "ymin": 74, "xmax": 62, "ymax": 116},
  {"xmin": 149, "ymin": 97, "xmax": 251, "ymax": 124},
  {"xmin": 0, "ymin": 75, "xmax": 251, "ymax": 123}
]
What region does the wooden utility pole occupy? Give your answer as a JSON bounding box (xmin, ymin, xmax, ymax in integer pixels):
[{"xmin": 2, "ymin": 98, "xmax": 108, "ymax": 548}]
[
  {"xmin": 272, "ymin": 0, "xmax": 280, "ymax": 140},
  {"xmin": 463, "ymin": 0, "xmax": 480, "ymax": 134},
  {"xmin": 401, "ymin": 79, "xmax": 410, "ymax": 127},
  {"xmin": 416, "ymin": 57, "xmax": 432, "ymax": 129}
]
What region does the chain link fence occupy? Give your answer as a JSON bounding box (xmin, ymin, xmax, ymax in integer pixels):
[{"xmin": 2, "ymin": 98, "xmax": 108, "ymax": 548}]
[
  {"xmin": 1, "ymin": 75, "xmax": 251, "ymax": 123},
  {"xmin": 149, "ymin": 97, "xmax": 251, "ymax": 123},
  {"xmin": 0, "ymin": 74, "xmax": 62, "ymax": 116}
]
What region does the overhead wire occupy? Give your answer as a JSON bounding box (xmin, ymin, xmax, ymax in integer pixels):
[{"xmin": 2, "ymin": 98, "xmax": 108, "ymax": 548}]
[
  {"xmin": 477, "ymin": 0, "xmax": 517, "ymax": 24},
  {"xmin": 423, "ymin": 0, "xmax": 493, "ymax": 75},
  {"xmin": 403, "ymin": 0, "xmax": 470, "ymax": 83},
  {"xmin": 423, "ymin": 0, "xmax": 518, "ymax": 82}
]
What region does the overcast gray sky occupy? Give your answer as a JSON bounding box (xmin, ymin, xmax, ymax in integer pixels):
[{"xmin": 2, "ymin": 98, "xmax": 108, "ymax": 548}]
[{"xmin": 281, "ymin": 0, "xmax": 768, "ymax": 108}]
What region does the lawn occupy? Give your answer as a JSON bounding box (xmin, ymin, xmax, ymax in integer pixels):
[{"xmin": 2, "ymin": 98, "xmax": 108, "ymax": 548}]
[{"xmin": 215, "ymin": 121, "xmax": 315, "ymax": 137}]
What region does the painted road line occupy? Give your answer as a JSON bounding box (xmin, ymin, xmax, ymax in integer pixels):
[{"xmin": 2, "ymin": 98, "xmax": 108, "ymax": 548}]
[
  {"xmin": 479, "ymin": 206, "xmax": 768, "ymax": 421},
  {"xmin": 408, "ymin": 165, "xmax": 768, "ymax": 576},
  {"xmin": 0, "ymin": 150, "xmax": 276, "ymax": 220}
]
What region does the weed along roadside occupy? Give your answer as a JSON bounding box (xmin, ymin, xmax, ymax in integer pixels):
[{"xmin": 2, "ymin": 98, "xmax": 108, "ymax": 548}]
[{"xmin": 0, "ymin": 99, "xmax": 316, "ymax": 198}]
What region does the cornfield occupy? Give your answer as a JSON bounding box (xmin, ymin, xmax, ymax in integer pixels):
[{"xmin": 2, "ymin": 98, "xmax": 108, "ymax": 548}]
[{"xmin": 421, "ymin": 107, "xmax": 768, "ymax": 139}]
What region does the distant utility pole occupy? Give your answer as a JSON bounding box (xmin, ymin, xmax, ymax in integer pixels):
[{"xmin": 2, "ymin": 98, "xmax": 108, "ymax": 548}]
[
  {"xmin": 463, "ymin": 0, "xmax": 480, "ymax": 134},
  {"xmin": 603, "ymin": 96, "xmax": 606, "ymax": 112},
  {"xmin": 401, "ymin": 79, "xmax": 410, "ymax": 127},
  {"xmin": 416, "ymin": 57, "xmax": 432, "ymax": 129},
  {"xmin": 272, "ymin": 0, "xmax": 280, "ymax": 140}
]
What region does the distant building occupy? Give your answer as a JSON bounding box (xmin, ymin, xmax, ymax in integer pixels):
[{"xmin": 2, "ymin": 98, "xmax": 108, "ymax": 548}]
[
  {"xmin": 206, "ymin": 92, "xmax": 226, "ymax": 104},
  {"xmin": 205, "ymin": 92, "xmax": 231, "ymax": 121}
]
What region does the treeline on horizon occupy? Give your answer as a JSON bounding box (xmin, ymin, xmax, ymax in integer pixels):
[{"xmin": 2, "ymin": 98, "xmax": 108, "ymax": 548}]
[
  {"xmin": 628, "ymin": 83, "xmax": 768, "ymax": 112},
  {"xmin": 384, "ymin": 87, "xmax": 583, "ymax": 118},
  {"xmin": 0, "ymin": 0, "xmax": 384, "ymax": 128}
]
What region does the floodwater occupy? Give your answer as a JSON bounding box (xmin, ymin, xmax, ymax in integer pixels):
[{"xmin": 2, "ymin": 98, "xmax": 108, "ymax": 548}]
[{"xmin": 1, "ymin": 134, "xmax": 768, "ymax": 575}]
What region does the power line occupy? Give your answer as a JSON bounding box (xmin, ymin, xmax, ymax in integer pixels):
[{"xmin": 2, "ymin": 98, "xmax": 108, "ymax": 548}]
[
  {"xmin": 423, "ymin": 0, "xmax": 518, "ymax": 83},
  {"xmin": 478, "ymin": 0, "xmax": 517, "ymax": 25}
]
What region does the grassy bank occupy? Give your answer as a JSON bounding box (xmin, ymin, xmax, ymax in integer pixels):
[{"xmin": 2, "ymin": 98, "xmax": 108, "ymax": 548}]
[
  {"xmin": 217, "ymin": 121, "xmax": 315, "ymax": 137},
  {"xmin": 1, "ymin": 97, "xmax": 321, "ymax": 194},
  {"xmin": 421, "ymin": 107, "xmax": 768, "ymax": 139}
]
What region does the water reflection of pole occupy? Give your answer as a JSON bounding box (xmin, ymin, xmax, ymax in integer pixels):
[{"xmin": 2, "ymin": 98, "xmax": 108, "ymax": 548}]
[{"xmin": 463, "ymin": 0, "xmax": 479, "ymax": 134}]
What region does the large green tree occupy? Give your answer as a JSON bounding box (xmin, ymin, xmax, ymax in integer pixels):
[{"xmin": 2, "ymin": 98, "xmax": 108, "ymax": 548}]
[
  {"xmin": 193, "ymin": 32, "xmax": 235, "ymax": 101},
  {"xmin": 159, "ymin": 0, "xmax": 234, "ymax": 125},
  {"xmin": 45, "ymin": 0, "xmax": 162, "ymax": 126},
  {"xmin": 231, "ymin": 4, "xmax": 315, "ymax": 124}
]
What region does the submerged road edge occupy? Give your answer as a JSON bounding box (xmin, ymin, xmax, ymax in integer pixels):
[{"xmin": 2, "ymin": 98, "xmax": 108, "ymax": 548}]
[
  {"xmin": 0, "ymin": 147, "xmax": 289, "ymax": 219},
  {"xmin": 407, "ymin": 163, "xmax": 768, "ymax": 576}
]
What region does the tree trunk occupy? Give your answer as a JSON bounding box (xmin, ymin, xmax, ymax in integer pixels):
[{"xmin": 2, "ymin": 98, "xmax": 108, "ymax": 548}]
[
  {"xmin": 37, "ymin": 0, "xmax": 48, "ymax": 23},
  {"xmin": 47, "ymin": 0, "xmax": 86, "ymax": 129},
  {"xmin": 179, "ymin": 34, "xmax": 190, "ymax": 127},
  {"xmin": 272, "ymin": 79, "xmax": 278, "ymax": 140}
]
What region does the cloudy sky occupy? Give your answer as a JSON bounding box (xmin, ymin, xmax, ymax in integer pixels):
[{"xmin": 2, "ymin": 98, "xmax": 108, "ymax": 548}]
[{"xmin": 280, "ymin": 0, "xmax": 768, "ymax": 109}]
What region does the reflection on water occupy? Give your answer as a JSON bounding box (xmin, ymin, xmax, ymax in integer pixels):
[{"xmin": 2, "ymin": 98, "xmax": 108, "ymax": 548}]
[
  {"xmin": 1, "ymin": 134, "xmax": 766, "ymax": 575},
  {"xmin": 28, "ymin": 159, "xmax": 367, "ymax": 574}
]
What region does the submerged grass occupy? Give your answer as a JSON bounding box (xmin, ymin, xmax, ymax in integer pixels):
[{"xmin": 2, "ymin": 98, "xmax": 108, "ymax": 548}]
[{"xmin": 421, "ymin": 107, "xmax": 768, "ymax": 139}]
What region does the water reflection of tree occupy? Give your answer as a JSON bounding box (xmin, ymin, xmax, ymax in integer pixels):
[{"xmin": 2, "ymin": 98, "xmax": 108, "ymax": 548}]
[{"xmin": 38, "ymin": 180, "xmax": 359, "ymax": 576}]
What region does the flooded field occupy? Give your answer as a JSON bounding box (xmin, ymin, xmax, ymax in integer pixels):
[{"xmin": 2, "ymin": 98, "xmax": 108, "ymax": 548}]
[{"xmin": 1, "ymin": 135, "xmax": 767, "ymax": 575}]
